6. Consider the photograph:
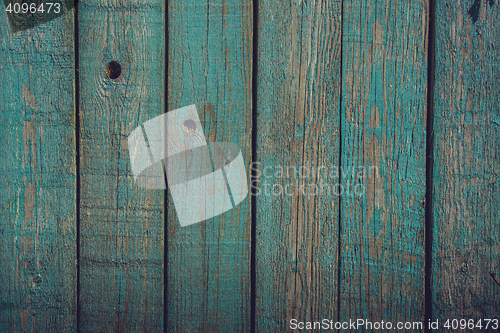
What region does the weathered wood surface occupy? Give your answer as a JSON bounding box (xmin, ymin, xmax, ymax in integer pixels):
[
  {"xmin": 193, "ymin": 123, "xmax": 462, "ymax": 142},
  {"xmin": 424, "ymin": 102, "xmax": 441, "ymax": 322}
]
[
  {"xmin": 0, "ymin": 8, "xmax": 77, "ymax": 333},
  {"xmin": 166, "ymin": 0, "xmax": 253, "ymax": 331},
  {"xmin": 78, "ymin": 0, "xmax": 165, "ymax": 331},
  {"xmin": 1, "ymin": 0, "xmax": 500, "ymax": 331},
  {"xmin": 432, "ymin": 0, "xmax": 500, "ymax": 322},
  {"xmin": 255, "ymin": 0, "xmax": 343, "ymax": 331},
  {"xmin": 339, "ymin": 0, "xmax": 428, "ymax": 326}
]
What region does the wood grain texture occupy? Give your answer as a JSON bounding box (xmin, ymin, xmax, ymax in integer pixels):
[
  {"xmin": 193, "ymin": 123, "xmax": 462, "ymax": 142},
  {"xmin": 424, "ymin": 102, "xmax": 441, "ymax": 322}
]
[
  {"xmin": 255, "ymin": 0, "xmax": 342, "ymax": 331},
  {"xmin": 432, "ymin": 0, "xmax": 500, "ymax": 321},
  {"xmin": 166, "ymin": 0, "xmax": 253, "ymax": 331},
  {"xmin": 0, "ymin": 9, "xmax": 76, "ymax": 333},
  {"xmin": 78, "ymin": 0, "xmax": 165, "ymax": 331},
  {"xmin": 339, "ymin": 0, "xmax": 428, "ymax": 327}
]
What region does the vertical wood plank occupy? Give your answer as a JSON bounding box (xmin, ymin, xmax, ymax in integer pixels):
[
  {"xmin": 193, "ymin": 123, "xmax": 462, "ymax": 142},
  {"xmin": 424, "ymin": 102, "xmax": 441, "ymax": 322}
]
[
  {"xmin": 0, "ymin": 9, "xmax": 76, "ymax": 333},
  {"xmin": 339, "ymin": 0, "xmax": 428, "ymax": 326},
  {"xmin": 255, "ymin": 0, "xmax": 342, "ymax": 331},
  {"xmin": 78, "ymin": 0, "xmax": 165, "ymax": 331},
  {"xmin": 166, "ymin": 0, "xmax": 253, "ymax": 331},
  {"xmin": 433, "ymin": 0, "xmax": 500, "ymax": 320}
]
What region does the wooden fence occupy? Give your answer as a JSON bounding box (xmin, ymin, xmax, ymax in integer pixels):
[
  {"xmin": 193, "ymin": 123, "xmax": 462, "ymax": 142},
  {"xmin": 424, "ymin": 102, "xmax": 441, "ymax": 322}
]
[{"xmin": 0, "ymin": 0, "xmax": 498, "ymax": 331}]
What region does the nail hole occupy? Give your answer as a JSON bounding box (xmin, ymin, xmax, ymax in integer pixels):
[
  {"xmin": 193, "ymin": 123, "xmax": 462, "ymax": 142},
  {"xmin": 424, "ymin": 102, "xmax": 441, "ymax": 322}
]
[
  {"xmin": 34, "ymin": 275, "xmax": 42, "ymax": 283},
  {"xmin": 106, "ymin": 61, "xmax": 122, "ymax": 80},
  {"xmin": 183, "ymin": 119, "xmax": 197, "ymax": 133}
]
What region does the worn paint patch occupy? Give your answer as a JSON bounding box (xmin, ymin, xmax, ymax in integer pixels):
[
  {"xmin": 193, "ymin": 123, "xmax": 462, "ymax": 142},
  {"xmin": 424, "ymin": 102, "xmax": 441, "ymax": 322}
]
[{"xmin": 22, "ymin": 83, "xmax": 39, "ymax": 110}]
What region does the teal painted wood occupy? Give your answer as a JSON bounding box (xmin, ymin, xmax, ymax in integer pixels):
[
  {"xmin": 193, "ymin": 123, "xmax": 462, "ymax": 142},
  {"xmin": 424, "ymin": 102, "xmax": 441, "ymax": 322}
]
[
  {"xmin": 0, "ymin": 9, "xmax": 77, "ymax": 333},
  {"xmin": 78, "ymin": 0, "xmax": 165, "ymax": 331},
  {"xmin": 432, "ymin": 0, "xmax": 500, "ymax": 320},
  {"xmin": 166, "ymin": 0, "xmax": 253, "ymax": 331},
  {"xmin": 255, "ymin": 0, "xmax": 342, "ymax": 331},
  {"xmin": 339, "ymin": 0, "xmax": 428, "ymax": 327}
]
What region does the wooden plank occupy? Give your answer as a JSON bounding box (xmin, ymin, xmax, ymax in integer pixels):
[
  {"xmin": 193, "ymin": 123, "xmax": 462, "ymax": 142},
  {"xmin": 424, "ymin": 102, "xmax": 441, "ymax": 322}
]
[
  {"xmin": 339, "ymin": 0, "xmax": 428, "ymax": 326},
  {"xmin": 432, "ymin": 0, "xmax": 500, "ymax": 321},
  {"xmin": 166, "ymin": 0, "xmax": 253, "ymax": 331},
  {"xmin": 0, "ymin": 8, "xmax": 77, "ymax": 333},
  {"xmin": 78, "ymin": 0, "xmax": 165, "ymax": 331},
  {"xmin": 255, "ymin": 0, "xmax": 342, "ymax": 331}
]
